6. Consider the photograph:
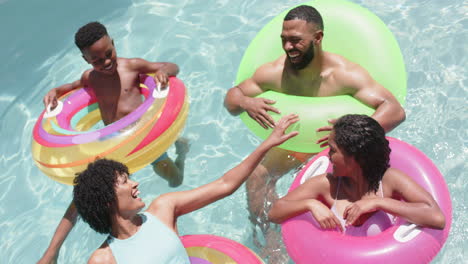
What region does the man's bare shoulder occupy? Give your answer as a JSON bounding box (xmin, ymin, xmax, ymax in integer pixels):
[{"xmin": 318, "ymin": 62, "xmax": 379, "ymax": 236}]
[
  {"xmin": 252, "ymin": 55, "xmax": 286, "ymax": 87},
  {"xmin": 88, "ymin": 242, "xmax": 115, "ymax": 264},
  {"xmin": 323, "ymin": 52, "xmax": 373, "ymax": 90},
  {"xmin": 323, "ymin": 52, "xmax": 359, "ymax": 72}
]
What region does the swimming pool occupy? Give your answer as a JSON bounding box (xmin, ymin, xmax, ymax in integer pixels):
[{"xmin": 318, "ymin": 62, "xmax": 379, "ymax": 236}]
[{"xmin": 0, "ymin": 0, "xmax": 465, "ymax": 263}]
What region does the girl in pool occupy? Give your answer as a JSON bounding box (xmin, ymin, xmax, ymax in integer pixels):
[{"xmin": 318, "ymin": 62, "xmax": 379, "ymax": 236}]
[
  {"xmin": 55, "ymin": 114, "xmax": 298, "ymax": 264},
  {"xmin": 268, "ymin": 114, "xmax": 445, "ymax": 234}
]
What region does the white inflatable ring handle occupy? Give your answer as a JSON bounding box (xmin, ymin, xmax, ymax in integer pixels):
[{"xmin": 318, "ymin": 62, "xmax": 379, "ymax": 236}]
[
  {"xmin": 300, "ymin": 156, "xmax": 329, "ymax": 184},
  {"xmin": 393, "ymin": 222, "xmax": 422, "ymax": 242},
  {"xmin": 153, "ymin": 82, "xmax": 170, "ymax": 99},
  {"xmin": 44, "ymin": 101, "xmax": 64, "ymax": 118}
]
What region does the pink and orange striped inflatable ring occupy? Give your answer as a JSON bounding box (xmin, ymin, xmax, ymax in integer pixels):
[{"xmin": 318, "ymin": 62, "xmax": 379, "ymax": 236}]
[
  {"xmin": 181, "ymin": 234, "xmax": 264, "ymax": 264},
  {"xmin": 32, "ymin": 75, "xmax": 189, "ymax": 185}
]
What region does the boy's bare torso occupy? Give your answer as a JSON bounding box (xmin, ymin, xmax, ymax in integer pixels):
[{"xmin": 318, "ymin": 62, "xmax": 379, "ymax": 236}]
[{"xmin": 85, "ymin": 58, "xmax": 143, "ymax": 125}]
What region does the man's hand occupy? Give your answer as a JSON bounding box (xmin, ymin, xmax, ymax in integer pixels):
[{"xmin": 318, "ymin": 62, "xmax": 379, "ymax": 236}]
[
  {"xmin": 43, "ymin": 89, "xmax": 58, "ymax": 111},
  {"xmin": 316, "ymin": 119, "xmax": 337, "ymax": 148},
  {"xmin": 242, "ymin": 97, "xmax": 280, "ymax": 129},
  {"xmin": 153, "ymin": 70, "xmax": 169, "ymax": 88},
  {"xmin": 264, "ymin": 114, "xmax": 299, "ymax": 147}
]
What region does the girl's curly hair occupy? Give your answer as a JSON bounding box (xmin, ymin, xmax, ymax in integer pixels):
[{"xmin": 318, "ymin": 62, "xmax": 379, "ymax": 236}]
[{"xmin": 333, "ymin": 115, "xmax": 390, "ymax": 193}]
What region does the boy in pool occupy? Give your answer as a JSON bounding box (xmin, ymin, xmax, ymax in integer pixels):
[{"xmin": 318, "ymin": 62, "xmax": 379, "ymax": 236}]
[
  {"xmin": 42, "ymin": 21, "xmax": 188, "ymax": 186},
  {"xmin": 38, "ymin": 22, "xmax": 188, "ymax": 263}
]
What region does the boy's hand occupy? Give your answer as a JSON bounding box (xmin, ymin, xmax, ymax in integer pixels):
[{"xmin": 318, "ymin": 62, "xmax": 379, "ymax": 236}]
[
  {"xmin": 153, "ymin": 70, "xmax": 169, "ymax": 88},
  {"xmin": 264, "ymin": 114, "xmax": 299, "ymax": 147},
  {"xmin": 43, "ymin": 89, "xmax": 58, "ymax": 110}
]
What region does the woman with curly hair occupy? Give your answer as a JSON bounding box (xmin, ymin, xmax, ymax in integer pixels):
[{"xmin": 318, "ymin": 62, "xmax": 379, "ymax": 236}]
[
  {"xmin": 72, "ymin": 114, "xmax": 299, "ymax": 264},
  {"xmin": 269, "ymin": 114, "xmax": 445, "ymax": 235}
]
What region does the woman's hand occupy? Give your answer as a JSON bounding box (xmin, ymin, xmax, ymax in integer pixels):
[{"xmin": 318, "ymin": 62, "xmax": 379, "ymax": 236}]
[
  {"xmin": 343, "ymin": 198, "xmax": 379, "ymax": 226},
  {"xmin": 310, "ymin": 200, "xmax": 343, "ymax": 232},
  {"xmin": 263, "ymin": 114, "xmax": 299, "ymax": 147}
]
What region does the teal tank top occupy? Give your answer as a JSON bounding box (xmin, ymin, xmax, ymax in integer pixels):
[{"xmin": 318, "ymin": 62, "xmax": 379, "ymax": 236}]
[{"xmin": 107, "ymin": 212, "xmax": 190, "ymax": 264}]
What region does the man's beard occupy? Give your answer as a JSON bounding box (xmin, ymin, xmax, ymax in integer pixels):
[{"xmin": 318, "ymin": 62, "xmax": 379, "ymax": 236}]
[{"xmin": 288, "ymin": 42, "xmax": 315, "ymax": 70}]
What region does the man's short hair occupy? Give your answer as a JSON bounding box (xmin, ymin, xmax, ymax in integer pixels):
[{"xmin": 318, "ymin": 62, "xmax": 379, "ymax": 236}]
[
  {"xmin": 74, "ymin": 22, "xmax": 108, "ymax": 51},
  {"xmin": 73, "ymin": 159, "xmax": 129, "ymax": 234},
  {"xmin": 284, "ymin": 5, "xmax": 324, "ymax": 30}
]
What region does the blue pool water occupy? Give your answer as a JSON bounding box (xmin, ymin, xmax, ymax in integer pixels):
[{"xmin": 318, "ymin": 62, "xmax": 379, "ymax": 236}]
[{"xmin": 0, "ymin": 0, "xmax": 466, "ymax": 263}]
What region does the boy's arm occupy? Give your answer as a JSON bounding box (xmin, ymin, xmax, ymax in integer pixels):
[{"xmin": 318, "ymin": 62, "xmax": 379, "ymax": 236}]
[
  {"xmin": 128, "ymin": 58, "xmax": 179, "ymax": 87},
  {"xmin": 37, "ymin": 202, "xmax": 78, "ymax": 264},
  {"xmin": 43, "ymin": 70, "xmax": 90, "ymax": 110}
]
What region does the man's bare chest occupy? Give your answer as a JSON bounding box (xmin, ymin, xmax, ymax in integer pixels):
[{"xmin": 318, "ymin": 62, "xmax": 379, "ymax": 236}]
[{"xmin": 278, "ymin": 77, "xmax": 341, "ymax": 97}]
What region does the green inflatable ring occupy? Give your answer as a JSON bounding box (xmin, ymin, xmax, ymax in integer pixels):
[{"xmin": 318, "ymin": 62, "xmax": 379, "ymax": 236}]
[{"xmin": 236, "ymin": 0, "xmax": 406, "ymax": 153}]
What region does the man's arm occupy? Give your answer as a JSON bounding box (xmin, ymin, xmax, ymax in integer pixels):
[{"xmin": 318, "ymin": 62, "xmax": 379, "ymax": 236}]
[
  {"xmin": 342, "ymin": 64, "xmax": 406, "ymax": 132},
  {"xmin": 316, "ymin": 65, "xmax": 405, "ymax": 146},
  {"xmin": 37, "ymin": 202, "xmax": 78, "ymax": 264},
  {"xmin": 147, "ymin": 114, "xmax": 299, "ymax": 230},
  {"xmin": 128, "ymin": 58, "xmax": 179, "ymax": 87},
  {"xmin": 224, "ymin": 64, "xmax": 280, "ymax": 128}
]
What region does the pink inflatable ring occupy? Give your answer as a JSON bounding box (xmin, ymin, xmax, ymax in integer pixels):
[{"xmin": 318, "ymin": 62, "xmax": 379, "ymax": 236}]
[
  {"xmin": 282, "ymin": 137, "xmax": 452, "ymax": 263},
  {"xmin": 181, "ymin": 234, "xmax": 264, "ymax": 263}
]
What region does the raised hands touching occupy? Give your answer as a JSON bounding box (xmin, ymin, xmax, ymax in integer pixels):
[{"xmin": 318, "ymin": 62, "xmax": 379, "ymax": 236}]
[
  {"xmin": 263, "ymin": 113, "xmax": 299, "ymax": 147},
  {"xmin": 316, "ymin": 119, "xmax": 337, "ymax": 148},
  {"xmin": 242, "ymin": 97, "xmax": 280, "ymax": 129}
]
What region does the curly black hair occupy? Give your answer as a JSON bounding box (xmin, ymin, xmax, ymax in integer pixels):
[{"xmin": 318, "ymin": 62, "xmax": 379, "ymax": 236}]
[
  {"xmin": 333, "ymin": 115, "xmax": 390, "ymax": 193},
  {"xmin": 73, "ymin": 159, "xmax": 129, "ymax": 234},
  {"xmin": 74, "ymin": 22, "xmax": 108, "ymax": 51},
  {"xmin": 284, "ymin": 5, "xmax": 324, "ymax": 30}
]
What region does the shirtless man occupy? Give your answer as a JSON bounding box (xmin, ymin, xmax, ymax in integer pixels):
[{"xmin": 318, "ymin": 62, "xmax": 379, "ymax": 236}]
[
  {"xmin": 38, "ymin": 22, "xmax": 188, "ymax": 263},
  {"xmin": 224, "ymin": 5, "xmax": 405, "ymax": 261}
]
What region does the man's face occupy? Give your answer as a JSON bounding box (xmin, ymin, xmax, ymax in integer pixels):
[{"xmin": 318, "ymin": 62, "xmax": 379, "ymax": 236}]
[
  {"xmin": 281, "ymin": 19, "xmax": 320, "ymax": 70},
  {"xmin": 82, "ymin": 35, "xmax": 117, "ymax": 75}
]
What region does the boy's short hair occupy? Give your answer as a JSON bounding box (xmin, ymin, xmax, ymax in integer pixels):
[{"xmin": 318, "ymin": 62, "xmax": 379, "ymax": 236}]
[
  {"xmin": 74, "ymin": 22, "xmax": 108, "ymax": 51},
  {"xmin": 73, "ymin": 159, "xmax": 129, "ymax": 234}
]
